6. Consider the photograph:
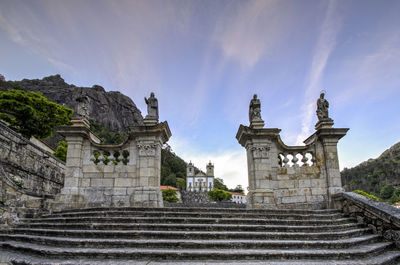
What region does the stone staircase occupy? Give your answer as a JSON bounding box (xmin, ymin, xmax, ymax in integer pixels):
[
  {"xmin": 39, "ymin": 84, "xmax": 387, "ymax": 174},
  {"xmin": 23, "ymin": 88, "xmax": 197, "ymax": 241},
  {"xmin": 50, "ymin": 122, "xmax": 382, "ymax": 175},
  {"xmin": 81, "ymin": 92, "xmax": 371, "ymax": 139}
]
[{"xmin": 1, "ymin": 207, "xmax": 400, "ymax": 264}]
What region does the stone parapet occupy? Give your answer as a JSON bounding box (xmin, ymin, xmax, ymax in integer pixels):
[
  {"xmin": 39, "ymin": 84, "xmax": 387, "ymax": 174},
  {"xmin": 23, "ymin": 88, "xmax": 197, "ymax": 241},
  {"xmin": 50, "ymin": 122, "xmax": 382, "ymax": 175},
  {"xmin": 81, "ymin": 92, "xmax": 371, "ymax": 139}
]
[
  {"xmin": 335, "ymin": 192, "xmax": 400, "ymax": 248},
  {"xmin": 52, "ymin": 118, "xmax": 171, "ymax": 211},
  {"xmin": 0, "ymin": 121, "xmax": 65, "ymax": 227},
  {"xmin": 236, "ymin": 124, "xmax": 348, "ymax": 209}
]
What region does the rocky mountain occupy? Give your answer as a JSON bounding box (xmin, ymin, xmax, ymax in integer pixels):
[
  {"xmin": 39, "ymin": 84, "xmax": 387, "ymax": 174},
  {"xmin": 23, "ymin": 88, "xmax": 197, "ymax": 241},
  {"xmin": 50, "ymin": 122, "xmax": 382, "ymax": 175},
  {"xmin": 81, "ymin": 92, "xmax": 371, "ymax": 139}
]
[
  {"xmin": 341, "ymin": 142, "xmax": 400, "ymax": 195},
  {"xmin": 1, "ymin": 75, "xmax": 144, "ymax": 131}
]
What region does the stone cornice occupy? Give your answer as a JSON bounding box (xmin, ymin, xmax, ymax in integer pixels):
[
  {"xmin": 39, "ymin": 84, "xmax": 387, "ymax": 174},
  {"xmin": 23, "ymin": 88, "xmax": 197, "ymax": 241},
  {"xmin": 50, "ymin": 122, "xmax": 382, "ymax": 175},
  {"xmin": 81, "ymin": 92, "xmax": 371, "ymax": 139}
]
[
  {"xmin": 304, "ymin": 128, "xmax": 349, "ymax": 145},
  {"xmin": 129, "ymin": 121, "xmax": 172, "ymax": 144}
]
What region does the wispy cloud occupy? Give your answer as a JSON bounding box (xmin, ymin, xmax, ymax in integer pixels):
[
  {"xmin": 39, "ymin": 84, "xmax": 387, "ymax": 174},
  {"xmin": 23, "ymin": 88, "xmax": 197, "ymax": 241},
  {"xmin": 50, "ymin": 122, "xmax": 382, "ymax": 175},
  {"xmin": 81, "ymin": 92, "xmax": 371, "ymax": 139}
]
[
  {"xmin": 297, "ymin": 0, "xmax": 342, "ymax": 144},
  {"xmin": 336, "ymin": 33, "xmax": 400, "ymax": 105},
  {"xmin": 215, "ymin": 0, "xmax": 291, "ymax": 69}
]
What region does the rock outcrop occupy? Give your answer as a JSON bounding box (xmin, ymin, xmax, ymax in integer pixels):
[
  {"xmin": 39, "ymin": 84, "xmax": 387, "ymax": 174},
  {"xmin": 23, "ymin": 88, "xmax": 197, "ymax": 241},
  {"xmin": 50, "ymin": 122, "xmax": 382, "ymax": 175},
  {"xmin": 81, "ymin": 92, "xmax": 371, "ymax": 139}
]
[{"xmin": 6, "ymin": 75, "xmax": 144, "ymax": 131}]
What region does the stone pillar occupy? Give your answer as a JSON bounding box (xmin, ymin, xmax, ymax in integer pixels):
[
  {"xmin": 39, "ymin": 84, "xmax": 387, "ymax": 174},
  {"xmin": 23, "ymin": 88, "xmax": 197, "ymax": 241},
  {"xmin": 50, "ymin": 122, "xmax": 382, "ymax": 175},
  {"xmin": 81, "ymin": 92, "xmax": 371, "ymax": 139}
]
[
  {"xmin": 305, "ymin": 126, "xmax": 348, "ymax": 208},
  {"xmin": 53, "ymin": 117, "xmax": 90, "ymax": 210},
  {"xmin": 236, "ymin": 125, "xmax": 281, "ymax": 209},
  {"xmin": 129, "ymin": 122, "xmax": 171, "ymax": 207}
]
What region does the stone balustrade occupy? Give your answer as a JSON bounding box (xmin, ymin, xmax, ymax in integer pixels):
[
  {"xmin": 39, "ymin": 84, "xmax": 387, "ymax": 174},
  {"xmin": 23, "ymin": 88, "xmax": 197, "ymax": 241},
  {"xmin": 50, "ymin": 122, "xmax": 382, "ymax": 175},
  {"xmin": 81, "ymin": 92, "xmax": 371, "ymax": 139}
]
[
  {"xmin": 51, "ymin": 117, "xmax": 171, "ymax": 211},
  {"xmin": 334, "ymin": 192, "xmax": 400, "ymax": 248},
  {"xmin": 236, "ymin": 125, "xmax": 348, "ymax": 209},
  {"xmin": 278, "ymin": 151, "xmax": 315, "ymax": 167}
]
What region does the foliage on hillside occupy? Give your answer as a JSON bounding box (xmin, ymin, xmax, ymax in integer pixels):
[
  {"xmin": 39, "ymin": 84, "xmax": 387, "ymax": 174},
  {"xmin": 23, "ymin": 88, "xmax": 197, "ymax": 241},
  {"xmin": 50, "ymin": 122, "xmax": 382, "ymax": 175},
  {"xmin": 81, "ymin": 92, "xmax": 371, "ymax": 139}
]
[
  {"xmin": 214, "ymin": 178, "xmax": 228, "ymax": 191},
  {"xmin": 89, "ymin": 120, "xmax": 127, "ymax": 144},
  {"xmin": 0, "ymin": 88, "xmax": 73, "ymax": 139},
  {"xmin": 341, "ymin": 142, "xmax": 400, "ymax": 196},
  {"xmin": 161, "ymin": 148, "xmax": 187, "ymax": 188}
]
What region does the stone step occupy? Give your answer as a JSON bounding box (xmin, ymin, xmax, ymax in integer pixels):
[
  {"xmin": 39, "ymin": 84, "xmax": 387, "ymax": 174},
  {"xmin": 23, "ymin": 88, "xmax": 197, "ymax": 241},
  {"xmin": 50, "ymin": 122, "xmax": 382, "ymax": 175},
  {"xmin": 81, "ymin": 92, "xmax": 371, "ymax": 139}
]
[
  {"xmin": 15, "ymin": 222, "xmax": 364, "ymax": 232},
  {"xmin": 0, "ymin": 234, "xmax": 380, "ymax": 250},
  {"xmin": 51, "ymin": 206, "xmax": 341, "ymax": 215},
  {"xmin": 4, "ymin": 227, "xmax": 372, "ymax": 240},
  {"xmin": 42, "ymin": 210, "xmax": 345, "ymax": 220},
  {"xmin": 20, "ymin": 216, "xmax": 354, "ymax": 226},
  {"xmin": 2, "ymin": 250, "xmax": 400, "ymax": 265},
  {"xmin": 0, "ymin": 240, "xmax": 393, "ymax": 260}
]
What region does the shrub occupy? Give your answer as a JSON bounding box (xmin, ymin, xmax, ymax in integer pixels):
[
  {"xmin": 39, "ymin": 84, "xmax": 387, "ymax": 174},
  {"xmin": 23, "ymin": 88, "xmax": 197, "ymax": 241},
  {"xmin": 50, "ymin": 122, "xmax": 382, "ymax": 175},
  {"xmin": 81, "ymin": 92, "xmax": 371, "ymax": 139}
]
[
  {"xmin": 53, "ymin": 141, "xmax": 67, "ymax": 162},
  {"xmin": 208, "ymin": 189, "xmax": 232, "ymax": 201},
  {"xmin": 353, "ymin": 190, "xmax": 379, "ymax": 201},
  {"xmin": 162, "ymin": 188, "xmax": 178, "ymax": 203}
]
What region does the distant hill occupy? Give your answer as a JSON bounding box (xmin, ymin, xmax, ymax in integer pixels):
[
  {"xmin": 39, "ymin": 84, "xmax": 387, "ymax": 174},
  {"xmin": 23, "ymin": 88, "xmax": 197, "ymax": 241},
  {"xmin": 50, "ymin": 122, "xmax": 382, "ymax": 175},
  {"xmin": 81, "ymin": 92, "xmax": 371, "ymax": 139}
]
[{"xmin": 341, "ymin": 142, "xmax": 400, "ymax": 195}]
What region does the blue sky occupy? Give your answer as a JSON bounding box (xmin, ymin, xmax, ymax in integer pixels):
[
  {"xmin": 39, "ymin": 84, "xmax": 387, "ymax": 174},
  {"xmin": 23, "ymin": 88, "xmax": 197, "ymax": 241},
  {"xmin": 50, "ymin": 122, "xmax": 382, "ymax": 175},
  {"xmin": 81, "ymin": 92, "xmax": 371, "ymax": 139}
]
[{"xmin": 1, "ymin": 0, "xmax": 400, "ymax": 190}]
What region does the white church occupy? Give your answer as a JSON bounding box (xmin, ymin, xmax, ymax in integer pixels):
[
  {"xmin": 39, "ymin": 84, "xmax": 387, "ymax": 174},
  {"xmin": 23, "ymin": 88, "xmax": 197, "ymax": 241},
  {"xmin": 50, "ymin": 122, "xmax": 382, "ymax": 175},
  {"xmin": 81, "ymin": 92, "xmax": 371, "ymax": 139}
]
[{"xmin": 186, "ymin": 161, "xmax": 214, "ymax": 192}]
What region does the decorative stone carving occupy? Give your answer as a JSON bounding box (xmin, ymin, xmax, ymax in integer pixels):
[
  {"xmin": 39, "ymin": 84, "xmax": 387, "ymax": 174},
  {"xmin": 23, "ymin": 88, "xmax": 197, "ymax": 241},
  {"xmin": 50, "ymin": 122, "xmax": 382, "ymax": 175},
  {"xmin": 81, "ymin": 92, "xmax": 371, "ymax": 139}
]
[
  {"xmin": 249, "ymin": 145, "xmax": 270, "ymax": 159},
  {"xmin": 249, "ymin": 94, "xmax": 265, "ymax": 128},
  {"xmin": 137, "ymin": 142, "xmax": 157, "ymax": 156}
]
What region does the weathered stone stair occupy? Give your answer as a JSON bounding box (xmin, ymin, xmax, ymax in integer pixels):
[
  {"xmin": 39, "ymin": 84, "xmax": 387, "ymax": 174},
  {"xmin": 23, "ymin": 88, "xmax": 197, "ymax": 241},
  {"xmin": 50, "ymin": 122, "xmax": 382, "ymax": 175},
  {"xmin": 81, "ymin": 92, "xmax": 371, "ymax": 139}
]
[{"xmin": 1, "ymin": 207, "xmax": 400, "ymax": 264}]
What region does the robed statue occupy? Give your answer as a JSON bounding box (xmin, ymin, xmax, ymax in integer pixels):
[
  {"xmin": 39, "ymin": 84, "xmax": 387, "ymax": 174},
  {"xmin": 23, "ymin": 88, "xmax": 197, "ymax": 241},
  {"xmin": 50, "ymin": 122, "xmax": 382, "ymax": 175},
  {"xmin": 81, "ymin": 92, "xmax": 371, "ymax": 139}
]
[
  {"xmin": 316, "ymin": 92, "xmax": 329, "ymax": 121},
  {"xmin": 249, "ymin": 94, "xmax": 263, "ymax": 123},
  {"xmin": 144, "ymin": 92, "xmax": 158, "ymax": 119},
  {"xmin": 76, "ymin": 95, "xmax": 90, "ymax": 120}
]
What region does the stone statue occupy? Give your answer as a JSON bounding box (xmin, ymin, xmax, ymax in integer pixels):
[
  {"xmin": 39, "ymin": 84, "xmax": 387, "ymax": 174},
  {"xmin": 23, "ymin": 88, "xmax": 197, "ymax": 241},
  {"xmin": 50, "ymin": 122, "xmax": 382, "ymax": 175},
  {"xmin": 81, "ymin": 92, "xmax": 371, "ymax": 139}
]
[
  {"xmin": 249, "ymin": 94, "xmax": 263, "ymax": 123},
  {"xmin": 76, "ymin": 95, "xmax": 90, "ymax": 120},
  {"xmin": 144, "ymin": 92, "xmax": 158, "ymax": 119},
  {"xmin": 316, "ymin": 92, "xmax": 330, "ymax": 121}
]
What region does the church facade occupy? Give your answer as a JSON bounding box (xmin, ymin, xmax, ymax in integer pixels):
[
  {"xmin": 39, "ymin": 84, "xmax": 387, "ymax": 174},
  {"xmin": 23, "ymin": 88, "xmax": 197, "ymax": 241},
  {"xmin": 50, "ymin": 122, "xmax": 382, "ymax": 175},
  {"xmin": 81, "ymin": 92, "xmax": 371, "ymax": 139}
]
[{"xmin": 186, "ymin": 161, "xmax": 214, "ymax": 192}]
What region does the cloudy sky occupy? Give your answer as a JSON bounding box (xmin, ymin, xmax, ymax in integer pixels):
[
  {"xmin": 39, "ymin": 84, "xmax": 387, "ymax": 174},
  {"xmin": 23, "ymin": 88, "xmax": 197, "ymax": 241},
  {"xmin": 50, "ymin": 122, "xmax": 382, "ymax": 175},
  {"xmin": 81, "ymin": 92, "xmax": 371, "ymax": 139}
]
[{"xmin": 1, "ymin": 0, "xmax": 400, "ymax": 190}]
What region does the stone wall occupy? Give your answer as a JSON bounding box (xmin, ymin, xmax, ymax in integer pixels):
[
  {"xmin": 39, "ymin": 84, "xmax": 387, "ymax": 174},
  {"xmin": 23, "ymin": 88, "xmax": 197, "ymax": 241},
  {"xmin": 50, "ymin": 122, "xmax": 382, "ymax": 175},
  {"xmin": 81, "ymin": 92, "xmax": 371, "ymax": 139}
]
[
  {"xmin": 52, "ymin": 117, "xmax": 171, "ymax": 211},
  {"xmin": 236, "ymin": 125, "xmax": 348, "ymax": 209},
  {"xmin": 0, "ymin": 121, "xmax": 65, "ymax": 226},
  {"xmin": 335, "ymin": 192, "xmax": 400, "ymax": 248}
]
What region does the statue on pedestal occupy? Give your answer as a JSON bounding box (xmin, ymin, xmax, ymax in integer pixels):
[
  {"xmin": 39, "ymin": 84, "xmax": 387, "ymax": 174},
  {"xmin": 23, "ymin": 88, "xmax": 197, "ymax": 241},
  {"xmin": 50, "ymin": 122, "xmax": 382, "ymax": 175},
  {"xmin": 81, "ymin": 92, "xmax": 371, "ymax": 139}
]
[
  {"xmin": 249, "ymin": 94, "xmax": 265, "ymax": 128},
  {"xmin": 144, "ymin": 92, "xmax": 159, "ymax": 123},
  {"xmin": 316, "ymin": 92, "xmax": 330, "ymax": 121},
  {"xmin": 76, "ymin": 95, "xmax": 90, "ymax": 120}
]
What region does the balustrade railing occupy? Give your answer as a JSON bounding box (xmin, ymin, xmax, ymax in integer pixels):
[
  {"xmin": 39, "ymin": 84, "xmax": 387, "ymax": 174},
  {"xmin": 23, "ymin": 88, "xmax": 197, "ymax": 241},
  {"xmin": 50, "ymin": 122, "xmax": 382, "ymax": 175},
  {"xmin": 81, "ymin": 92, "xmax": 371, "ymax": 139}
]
[
  {"xmin": 278, "ymin": 151, "xmax": 315, "ymax": 167},
  {"xmin": 91, "ymin": 149, "xmax": 130, "ymax": 165}
]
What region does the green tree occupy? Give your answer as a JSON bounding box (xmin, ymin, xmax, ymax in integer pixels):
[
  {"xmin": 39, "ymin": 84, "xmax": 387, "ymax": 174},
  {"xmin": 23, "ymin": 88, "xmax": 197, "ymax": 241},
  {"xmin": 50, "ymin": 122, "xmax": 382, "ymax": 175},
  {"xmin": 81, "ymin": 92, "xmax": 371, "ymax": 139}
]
[
  {"xmin": 214, "ymin": 178, "xmax": 228, "ymax": 191},
  {"xmin": 53, "ymin": 141, "xmax": 68, "ymax": 162},
  {"xmin": 176, "ymin": 178, "xmax": 186, "ymax": 190},
  {"xmin": 162, "ymin": 188, "xmax": 178, "ymax": 203},
  {"xmin": 231, "ymin": 185, "xmax": 245, "ymax": 194},
  {"xmin": 389, "ymin": 193, "xmax": 400, "ymax": 205},
  {"xmin": 162, "ymin": 173, "xmax": 177, "ymax": 186},
  {"xmin": 380, "ymin": 184, "xmax": 395, "ymax": 200},
  {"xmin": 160, "ymin": 148, "xmax": 187, "ymax": 186},
  {"xmin": 0, "ymin": 89, "xmax": 73, "ymax": 139},
  {"xmin": 207, "ymin": 189, "xmax": 232, "ymax": 201}
]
